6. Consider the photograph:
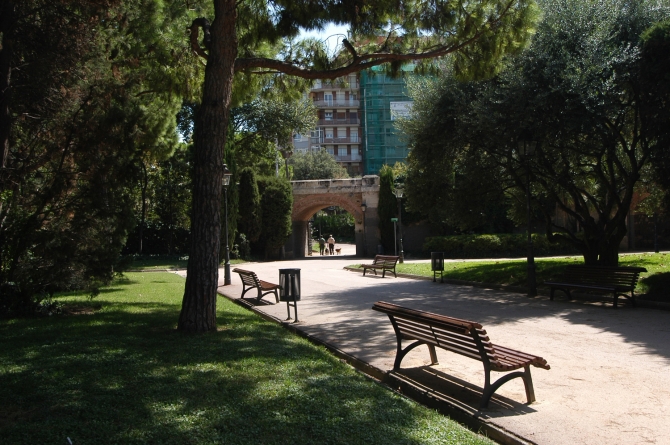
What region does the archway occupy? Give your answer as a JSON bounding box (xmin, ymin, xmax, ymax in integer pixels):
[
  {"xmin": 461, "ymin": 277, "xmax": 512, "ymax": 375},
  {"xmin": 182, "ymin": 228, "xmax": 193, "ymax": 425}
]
[{"xmin": 284, "ymin": 176, "xmax": 380, "ymax": 259}]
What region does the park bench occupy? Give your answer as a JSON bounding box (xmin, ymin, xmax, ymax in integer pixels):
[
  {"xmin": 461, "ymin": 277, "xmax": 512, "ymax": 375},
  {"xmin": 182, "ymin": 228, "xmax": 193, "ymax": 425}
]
[
  {"xmin": 544, "ymin": 265, "xmax": 647, "ymax": 308},
  {"xmin": 372, "ymin": 301, "xmax": 550, "ymax": 409},
  {"xmin": 361, "ymin": 255, "xmax": 400, "ymax": 278},
  {"xmin": 232, "ymin": 268, "xmax": 280, "ymax": 304}
]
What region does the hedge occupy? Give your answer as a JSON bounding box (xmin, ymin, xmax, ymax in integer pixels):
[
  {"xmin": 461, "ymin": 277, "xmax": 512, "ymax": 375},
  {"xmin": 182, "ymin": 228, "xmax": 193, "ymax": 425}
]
[{"xmin": 423, "ymin": 233, "xmax": 580, "ymax": 259}]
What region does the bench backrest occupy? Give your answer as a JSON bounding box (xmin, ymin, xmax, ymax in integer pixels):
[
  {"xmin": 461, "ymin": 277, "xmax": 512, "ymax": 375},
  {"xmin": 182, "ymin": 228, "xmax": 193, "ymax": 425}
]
[
  {"xmin": 373, "ymin": 255, "xmax": 400, "ymax": 266},
  {"xmin": 232, "ymin": 268, "xmax": 261, "ymax": 287},
  {"xmin": 562, "ymin": 265, "xmax": 646, "ymax": 288},
  {"xmin": 372, "ymin": 301, "xmax": 500, "ymax": 368}
]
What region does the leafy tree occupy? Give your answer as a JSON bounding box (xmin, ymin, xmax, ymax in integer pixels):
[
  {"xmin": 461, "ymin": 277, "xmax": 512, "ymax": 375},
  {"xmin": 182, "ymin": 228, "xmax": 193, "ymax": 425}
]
[
  {"xmin": 237, "ymin": 168, "xmax": 263, "ymax": 243},
  {"xmin": 0, "ymin": 0, "xmax": 197, "ymax": 315},
  {"xmin": 377, "ymin": 165, "xmax": 398, "ymax": 254},
  {"xmin": 180, "ymin": 0, "xmax": 538, "ymax": 332},
  {"xmin": 640, "ymin": 19, "xmax": 670, "ymax": 213},
  {"xmin": 290, "ymin": 149, "xmax": 349, "ymax": 180},
  {"xmin": 400, "ymin": 0, "xmax": 670, "ymax": 266},
  {"xmin": 124, "ymin": 146, "xmax": 193, "ymax": 256},
  {"xmin": 255, "ymin": 176, "xmax": 293, "ymax": 259},
  {"xmin": 233, "ymin": 98, "xmax": 317, "ymax": 179}
]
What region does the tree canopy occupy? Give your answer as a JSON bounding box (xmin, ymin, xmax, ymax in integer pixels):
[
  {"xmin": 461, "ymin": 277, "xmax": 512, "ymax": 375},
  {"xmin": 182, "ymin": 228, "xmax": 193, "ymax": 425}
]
[
  {"xmin": 179, "ymin": 0, "xmax": 539, "ymax": 332},
  {"xmin": 399, "ymin": 0, "xmax": 670, "ymax": 266},
  {"xmin": 0, "ymin": 0, "xmax": 198, "ymax": 314},
  {"xmin": 289, "ymin": 149, "xmax": 349, "ymax": 180}
]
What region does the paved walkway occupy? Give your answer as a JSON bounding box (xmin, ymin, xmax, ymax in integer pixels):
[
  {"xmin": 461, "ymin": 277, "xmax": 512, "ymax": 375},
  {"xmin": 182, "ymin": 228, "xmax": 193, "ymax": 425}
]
[{"xmin": 180, "ymin": 246, "xmax": 670, "ymax": 445}]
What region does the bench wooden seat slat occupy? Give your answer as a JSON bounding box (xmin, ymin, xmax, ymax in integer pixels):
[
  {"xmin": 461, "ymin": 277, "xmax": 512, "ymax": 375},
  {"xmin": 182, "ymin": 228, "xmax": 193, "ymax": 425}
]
[
  {"xmin": 360, "ymin": 255, "xmax": 400, "ymax": 278},
  {"xmin": 403, "ymin": 329, "xmax": 491, "ymax": 360},
  {"xmin": 232, "ymin": 268, "xmax": 280, "ymax": 304},
  {"xmin": 373, "ymin": 301, "xmax": 550, "ymax": 408},
  {"xmin": 544, "ymin": 265, "xmax": 646, "ymax": 308}
]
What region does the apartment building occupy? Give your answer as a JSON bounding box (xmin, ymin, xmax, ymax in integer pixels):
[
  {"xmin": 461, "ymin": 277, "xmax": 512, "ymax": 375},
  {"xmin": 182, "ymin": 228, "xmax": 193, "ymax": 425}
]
[
  {"xmin": 303, "ymin": 74, "xmax": 363, "ymax": 176},
  {"xmin": 295, "ymin": 67, "xmax": 415, "ymax": 177}
]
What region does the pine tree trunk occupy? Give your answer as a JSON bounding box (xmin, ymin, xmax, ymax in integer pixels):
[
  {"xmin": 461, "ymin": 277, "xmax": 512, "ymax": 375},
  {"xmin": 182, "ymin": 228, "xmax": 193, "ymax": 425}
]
[
  {"xmin": 178, "ymin": 0, "xmax": 237, "ymax": 333},
  {"xmin": 0, "ymin": 1, "xmax": 14, "ymax": 180}
]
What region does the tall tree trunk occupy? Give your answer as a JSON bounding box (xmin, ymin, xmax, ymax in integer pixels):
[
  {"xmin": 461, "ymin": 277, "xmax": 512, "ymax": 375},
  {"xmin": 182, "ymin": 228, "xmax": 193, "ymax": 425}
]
[
  {"xmin": 139, "ymin": 161, "xmax": 148, "ymax": 255},
  {"xmin": 0, "ymin": 1, "xmax": 14, "ymax": 187},
  {"xmin": 178, "ymin": 0, "xmax": 237, "ymax": 333}
]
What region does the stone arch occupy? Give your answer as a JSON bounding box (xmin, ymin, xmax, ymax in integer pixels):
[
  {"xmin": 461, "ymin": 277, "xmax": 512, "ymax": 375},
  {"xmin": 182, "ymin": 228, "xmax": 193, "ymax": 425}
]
[{"xmin": 284, "ymin": 176, "xmax": 380, "ymax": 259}]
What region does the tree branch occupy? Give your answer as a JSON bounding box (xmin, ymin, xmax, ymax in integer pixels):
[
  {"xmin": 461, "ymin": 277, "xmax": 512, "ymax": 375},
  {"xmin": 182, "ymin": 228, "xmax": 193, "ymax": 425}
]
[{"xmin": 188, "ymin": 17, "xmax": 211, "ymax": 60}]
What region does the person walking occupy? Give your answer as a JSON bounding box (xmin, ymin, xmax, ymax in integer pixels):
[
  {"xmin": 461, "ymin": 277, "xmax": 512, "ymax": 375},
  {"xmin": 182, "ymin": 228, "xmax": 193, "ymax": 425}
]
[
  {"xmin": 318, "ymin": 236, "xmax": 326, "ymax": 255},
  {"xmin": 327, "ymin": 234, "xmax": 335, "ymax": 255}
]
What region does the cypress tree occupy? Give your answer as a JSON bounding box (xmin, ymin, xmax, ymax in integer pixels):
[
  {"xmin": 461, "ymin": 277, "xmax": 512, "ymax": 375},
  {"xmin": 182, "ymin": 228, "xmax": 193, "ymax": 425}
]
[
  {"xmin": 237, "ymin": 168, "xmax": 262, "ymax": 243},
  {"xmin": 256, "ymin": 176, "xmax": 293, "ymax": 259}
]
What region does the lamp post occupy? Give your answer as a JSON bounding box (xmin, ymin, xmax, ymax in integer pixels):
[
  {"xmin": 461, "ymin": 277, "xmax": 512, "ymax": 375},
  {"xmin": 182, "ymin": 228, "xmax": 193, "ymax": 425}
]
[
  {"xmin": 518, "ymin": 139, "xmax": 537, "ymax": 297},
  {"xmin": 222, "ymin": 164, "xmax": 232, "ymax": 286},
  {"xmin": 393, "ymin": 186, "xmax": 405, "ymax": 264},
  {"xmin": 361, "ymin": 202, "xmax": 367, "ymax": 256}
]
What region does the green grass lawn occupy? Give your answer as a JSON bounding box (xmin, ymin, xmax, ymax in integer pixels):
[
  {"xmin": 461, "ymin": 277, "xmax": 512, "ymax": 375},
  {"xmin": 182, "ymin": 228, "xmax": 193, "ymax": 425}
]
[
  {"xmin": 386, "ymin": 252, "xmax": 670, "ymax": 301},
  {"xmin": 0, "ymin": 272, "xmax": 494, "ymax": 445}
]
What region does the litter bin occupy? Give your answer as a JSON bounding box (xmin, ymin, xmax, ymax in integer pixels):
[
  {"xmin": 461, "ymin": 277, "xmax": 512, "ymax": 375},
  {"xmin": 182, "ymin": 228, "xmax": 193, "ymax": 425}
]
[
  {"xmin": 431, "ymin": 252, "xmax": 444, "ymax": 283},
  {"xmin": 279, "ymin": 268, "xmax": 301, "ymax": 321}
]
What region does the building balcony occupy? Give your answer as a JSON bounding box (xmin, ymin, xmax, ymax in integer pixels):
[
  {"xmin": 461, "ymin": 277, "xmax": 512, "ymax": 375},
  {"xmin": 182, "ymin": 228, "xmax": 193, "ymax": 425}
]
[
  {"xmin": 312, "ymin": 81, "xmax": 360, "ymax": 90},
  {"xmin": 310, "ymin": 136, "xmax": 361, "ymax": 144},
  {"xmin": 313, "ymin": 99, "xmax": 360, "ymax": 108},
  {"xmin": 317, "ymin": 118, "xmax": 360, "ymax": 126},
  {"xmin": 335, "ymin": 154, "xmax": 363, "ymax": 162}
]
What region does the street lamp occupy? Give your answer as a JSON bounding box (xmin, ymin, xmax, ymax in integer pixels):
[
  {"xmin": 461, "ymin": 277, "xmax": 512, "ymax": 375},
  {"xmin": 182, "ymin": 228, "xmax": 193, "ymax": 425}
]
[
  {"xmin": 361, "ymin": 202, "xmax": 367, "ymax": 257},
  {"xmin": 393, "ymin": 186, "xmax": 405, "ymax": 264},
  {"xmin": 518, "ymin": 139, "xmax": 537, "ymax": 297},
  {"xmin": 222, "ymin": 163, "xmax": 232, "ymax": 285}
]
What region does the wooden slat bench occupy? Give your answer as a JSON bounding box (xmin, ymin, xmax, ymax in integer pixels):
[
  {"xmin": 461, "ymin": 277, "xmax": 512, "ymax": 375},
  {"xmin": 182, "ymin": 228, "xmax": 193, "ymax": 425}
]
[
  {"xmin": 372, "ymin": 301, "xmax": 550, "ymax": 409},
  {"xmin": 361, "ymin": 255, "xmax": 400, "ymax": 278},
  {"xmin": 232, "ymin": 268, "xmax": 280, "ymax": 304},
  {"xmin": 544, "ymin": 265, "xmax": 647, "ymax": 308}
]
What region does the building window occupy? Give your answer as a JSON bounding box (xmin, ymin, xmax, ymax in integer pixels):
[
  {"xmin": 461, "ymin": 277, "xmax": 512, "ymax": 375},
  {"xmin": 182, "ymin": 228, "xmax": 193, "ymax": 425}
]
[
  {"xmin": 351, "ymin": 129, "xmax": 359, "ymax": 142},
  {"xmin": 325, "ymin": 111, "xmax": 333, "ymax": 120},
  {"xmin": 325, "ymin": 129, "xmax": 334, "ymax": 139},
  {"xmin": 324, "ymin": 93, "xmax": 333, "ymax": 106},
  {"xmin": 326, "ymin": 147, "xmax": 334, "ymax": 155},
  {"xmin": 338, "ymin": 146, "xmax": 348, "ymax": 157}
]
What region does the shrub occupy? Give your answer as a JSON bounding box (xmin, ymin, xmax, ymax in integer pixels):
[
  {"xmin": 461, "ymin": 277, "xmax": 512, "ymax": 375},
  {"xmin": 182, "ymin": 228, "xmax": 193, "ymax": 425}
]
[
  {"xmin": 255, "ymin": 176, "xmax": 293, "ymax": 258},
  {"xmin": 423, "ymin": 233, "xmax": 579, "ymax": 258}
]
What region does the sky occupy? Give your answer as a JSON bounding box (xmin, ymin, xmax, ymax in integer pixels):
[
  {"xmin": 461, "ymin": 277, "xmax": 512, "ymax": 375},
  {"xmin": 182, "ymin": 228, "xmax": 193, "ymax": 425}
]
[{"xmin": 299, "ymin": 23, "xmax": 350, "ymax": 56}]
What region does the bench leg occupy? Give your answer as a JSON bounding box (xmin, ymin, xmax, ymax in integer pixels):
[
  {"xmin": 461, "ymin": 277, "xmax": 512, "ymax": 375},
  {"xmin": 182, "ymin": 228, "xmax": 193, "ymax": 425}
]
[
  {"xmin": 428, "ymin": 345, "xmax": 439, "ymax": 365},
  {"xmin": 522, "ymin": 365, "xmax": 536, "ymax": 404},
  {"xmin": 481, "ymin": 366, "xmax": 535, "ymax": 409},
  {"xmin": 393, "ymin": 340, "xmax": 426, "ymax": 370},
  {"xmin": 240, "ymin": 284, "xmax": 252, "ymax": 299}
]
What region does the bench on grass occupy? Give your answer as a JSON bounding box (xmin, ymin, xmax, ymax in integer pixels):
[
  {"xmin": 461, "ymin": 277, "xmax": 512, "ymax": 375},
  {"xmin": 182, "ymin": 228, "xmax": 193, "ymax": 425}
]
[
  {"xmin": 232, "ymin": 268, "xmax": 280, "ymax": 304},
  {"xmin": 361, "ymin": 255, "xmax": 400, "ymax": 278},
  {"xmin": 544, "ymin": 265, "xmax": 647, "ymax": 308},
  {"xmin": 372, "ymin": 301, "xmax": 550, "ymax": 409}
]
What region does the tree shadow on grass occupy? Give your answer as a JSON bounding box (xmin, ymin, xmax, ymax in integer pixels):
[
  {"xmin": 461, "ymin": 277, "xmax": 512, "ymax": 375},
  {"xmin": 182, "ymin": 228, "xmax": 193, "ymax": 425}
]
[{"xmin": 0, "ymin": 300, "xmax": 489, "ymax": 445}]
